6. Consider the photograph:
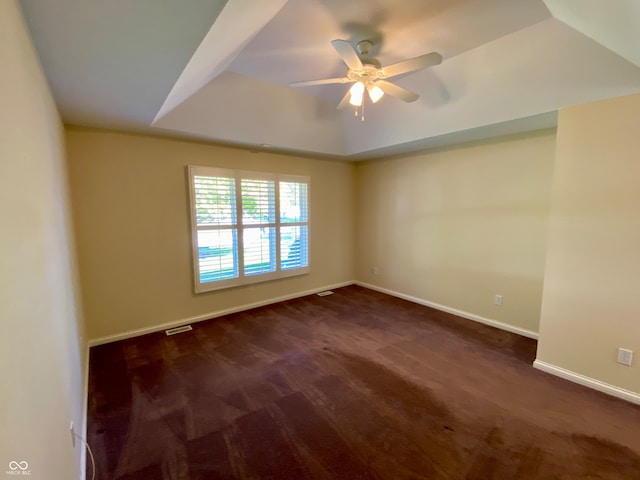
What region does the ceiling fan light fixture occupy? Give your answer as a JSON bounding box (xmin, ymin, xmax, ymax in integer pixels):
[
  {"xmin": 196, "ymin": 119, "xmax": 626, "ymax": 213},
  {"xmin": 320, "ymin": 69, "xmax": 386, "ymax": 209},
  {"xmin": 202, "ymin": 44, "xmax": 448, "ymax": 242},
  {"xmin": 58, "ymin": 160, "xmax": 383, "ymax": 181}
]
[
  {"xmin": 290, "ymin": 39, "xmax": 442, "ymax": 112},
  {"xmin": 368, "ymin": 84, "xmax": 384, "ymax": 103},
  {"xmin": 349, "ymin": 81, "xmax": 365, "ymax": 106}
]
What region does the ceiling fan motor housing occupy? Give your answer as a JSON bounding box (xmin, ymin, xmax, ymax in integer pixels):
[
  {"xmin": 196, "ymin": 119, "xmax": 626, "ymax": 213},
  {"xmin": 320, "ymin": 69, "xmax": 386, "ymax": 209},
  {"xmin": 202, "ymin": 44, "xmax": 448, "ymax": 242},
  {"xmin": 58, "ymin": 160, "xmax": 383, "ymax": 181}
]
[
  {"xmin": 356, "ymin": 40, "xmax": 382, "ymax": 68},
  {"xmin": 347, "ymin": 65, "xmax": 383, "ymax": 84}
]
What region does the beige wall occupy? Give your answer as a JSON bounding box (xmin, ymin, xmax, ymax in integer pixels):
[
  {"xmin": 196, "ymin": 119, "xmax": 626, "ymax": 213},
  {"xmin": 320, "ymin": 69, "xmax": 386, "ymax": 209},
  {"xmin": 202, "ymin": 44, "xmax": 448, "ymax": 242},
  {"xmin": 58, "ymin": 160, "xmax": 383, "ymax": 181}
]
[
  {"xmin": 355, "ymin": 131, "xmax": 556, "ymax": 335},
  {"xmin": 0, "ymin": 1, "xmax": 86, "ymax": 478},
  {"xmin": 66, "ymin": 129, "xmax": 355, "ymax": 341},
  {"xmin": 537, "ymin": 93, "xmax": 640, "ymax": 395}
]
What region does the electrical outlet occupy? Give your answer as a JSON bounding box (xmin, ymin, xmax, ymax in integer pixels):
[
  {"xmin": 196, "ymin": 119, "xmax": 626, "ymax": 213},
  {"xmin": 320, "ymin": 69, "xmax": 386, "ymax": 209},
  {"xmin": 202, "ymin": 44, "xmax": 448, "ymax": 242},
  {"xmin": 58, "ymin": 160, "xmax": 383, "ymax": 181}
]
[
  {"xmin": 617, "ymin": 348, "xmax": 633, "ymax": 366},
  {"xmin": 70, "ymin": 421, "xmax": 75, "ymax": 447},
  {"xmin": 494, "ymin": 295, "xmax": 503, "ymax": 306}
]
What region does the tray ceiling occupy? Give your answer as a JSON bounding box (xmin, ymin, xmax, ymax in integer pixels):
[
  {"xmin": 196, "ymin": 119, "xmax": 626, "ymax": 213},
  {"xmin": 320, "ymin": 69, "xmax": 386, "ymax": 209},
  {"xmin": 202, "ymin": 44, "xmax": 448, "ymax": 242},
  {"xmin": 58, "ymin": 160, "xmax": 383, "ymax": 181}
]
[{"xmin": 19, "ymin": 0, "xmax": 640, "ymax": 159}]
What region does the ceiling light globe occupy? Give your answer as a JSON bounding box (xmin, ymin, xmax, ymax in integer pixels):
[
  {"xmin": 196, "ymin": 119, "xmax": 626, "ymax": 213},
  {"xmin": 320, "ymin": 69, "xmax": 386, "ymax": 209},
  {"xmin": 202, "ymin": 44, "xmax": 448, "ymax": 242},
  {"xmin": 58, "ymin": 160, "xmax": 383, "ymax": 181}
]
[
  {"xmin": 349, "ymin": 93, "xmax": 363, "ymax": 106},
  {"xmin": 349, "ymin": 81, "xmax": 365, "ymax": 96},
  {"xmin": 368, "ymin": 85, "xmax": 384, "ymax": 103},
  {"xmin": 349, "ymin": 82, "xmax": 364, "ymax": 106}
]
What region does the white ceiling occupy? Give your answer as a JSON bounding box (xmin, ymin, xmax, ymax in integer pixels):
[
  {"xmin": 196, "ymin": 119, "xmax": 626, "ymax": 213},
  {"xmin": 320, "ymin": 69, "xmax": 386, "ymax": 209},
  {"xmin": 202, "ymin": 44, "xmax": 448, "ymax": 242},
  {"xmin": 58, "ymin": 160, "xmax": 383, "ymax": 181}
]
[{"xmin": 19, "ymin": 0, "xmax": 640, "ymax": 160}]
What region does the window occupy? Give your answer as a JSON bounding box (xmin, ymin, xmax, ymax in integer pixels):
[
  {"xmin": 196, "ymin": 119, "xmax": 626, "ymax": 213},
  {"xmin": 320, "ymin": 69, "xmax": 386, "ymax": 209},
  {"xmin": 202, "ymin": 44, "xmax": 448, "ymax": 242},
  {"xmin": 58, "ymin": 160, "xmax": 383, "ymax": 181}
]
[{"xmin": 188, "ymin": 166, "xmax": 309, "ymax": 292}]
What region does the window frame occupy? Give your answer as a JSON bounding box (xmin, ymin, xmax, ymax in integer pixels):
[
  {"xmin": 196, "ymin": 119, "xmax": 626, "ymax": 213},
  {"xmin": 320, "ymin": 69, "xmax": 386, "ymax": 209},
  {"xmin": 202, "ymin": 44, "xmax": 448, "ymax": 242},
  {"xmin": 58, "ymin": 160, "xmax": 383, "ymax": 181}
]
[{"xmin": 188, "ymin": 165, "xmax": 310, "ymax": 293}]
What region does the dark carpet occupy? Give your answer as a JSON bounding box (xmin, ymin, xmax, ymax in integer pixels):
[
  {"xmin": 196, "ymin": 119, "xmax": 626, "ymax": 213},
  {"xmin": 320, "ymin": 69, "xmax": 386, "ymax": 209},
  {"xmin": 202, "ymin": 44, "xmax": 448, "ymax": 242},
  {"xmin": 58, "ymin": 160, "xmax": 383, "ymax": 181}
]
[{"xmin": 87, "ymin": 285, "xmax": 640, "ymax": 479}]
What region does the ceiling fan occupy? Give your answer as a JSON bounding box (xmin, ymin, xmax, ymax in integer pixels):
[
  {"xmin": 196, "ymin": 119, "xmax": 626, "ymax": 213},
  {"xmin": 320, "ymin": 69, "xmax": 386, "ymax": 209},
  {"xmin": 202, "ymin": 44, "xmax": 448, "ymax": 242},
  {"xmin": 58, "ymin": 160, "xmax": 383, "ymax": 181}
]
[{"xmin": 290, "ymin": 39, "xmax": 442, "ymax": 110}]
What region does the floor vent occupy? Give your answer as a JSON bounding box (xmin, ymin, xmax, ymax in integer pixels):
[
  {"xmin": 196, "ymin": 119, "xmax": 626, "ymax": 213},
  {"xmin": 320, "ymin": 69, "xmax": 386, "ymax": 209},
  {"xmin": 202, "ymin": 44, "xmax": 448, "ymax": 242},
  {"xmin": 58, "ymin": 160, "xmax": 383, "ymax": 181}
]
[
  {"xmin": 316, "ymin": 290, "xmax": 334, "ymax": 297},
  {"xmin": 165, "ymin": 325, "xmax": 193, "ymax": 336}
]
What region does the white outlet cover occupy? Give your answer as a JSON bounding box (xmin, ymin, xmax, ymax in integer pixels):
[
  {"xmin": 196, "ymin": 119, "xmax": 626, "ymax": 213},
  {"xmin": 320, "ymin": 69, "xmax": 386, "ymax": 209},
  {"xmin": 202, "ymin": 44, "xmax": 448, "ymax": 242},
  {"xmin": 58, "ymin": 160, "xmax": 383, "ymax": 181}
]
[{"xmin": 617, "ymin": 348, "xmax": 633, "ymax": 366}]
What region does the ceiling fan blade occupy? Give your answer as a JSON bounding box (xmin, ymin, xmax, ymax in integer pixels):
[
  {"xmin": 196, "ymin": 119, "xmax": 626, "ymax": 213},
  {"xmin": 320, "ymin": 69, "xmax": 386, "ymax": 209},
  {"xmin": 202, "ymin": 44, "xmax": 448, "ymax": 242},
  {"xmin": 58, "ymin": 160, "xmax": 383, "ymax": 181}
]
[
  {"xmin": 331, "ymin": 39, "xmax": 363, "ymax": 71},
  {"xmin": 381, "ymin": 52, "xmax": 442, "ymax": 78},
  {"xmin": 336, "ymin": 89, "xmax": 351, "ymax": 110},
  {"xmin": 376, "ymin": 80, "xmax": 419, "ymax": 103},
  {"xmin": 290, "ymin": 77, "xmax": 350, "ymax": 87}
]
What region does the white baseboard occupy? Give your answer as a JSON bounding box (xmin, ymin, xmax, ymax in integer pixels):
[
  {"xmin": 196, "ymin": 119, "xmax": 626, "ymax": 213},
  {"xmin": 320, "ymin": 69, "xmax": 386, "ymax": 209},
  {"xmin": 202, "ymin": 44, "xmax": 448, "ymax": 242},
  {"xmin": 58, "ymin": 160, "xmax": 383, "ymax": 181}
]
[
  {"xmin": 88, "ymin": 281, "xmax": 355, "ymax": 346},
  {"xmin": 80, "ymin": 342, "xmax": 89, "ymax": 480},
  {"xmin": 355, "ymin": 281, "xmax": 539, "ymax": 340},
  {"xmin": 533, "ymin": 360, "xmax": 640, "ymax": 405}
]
